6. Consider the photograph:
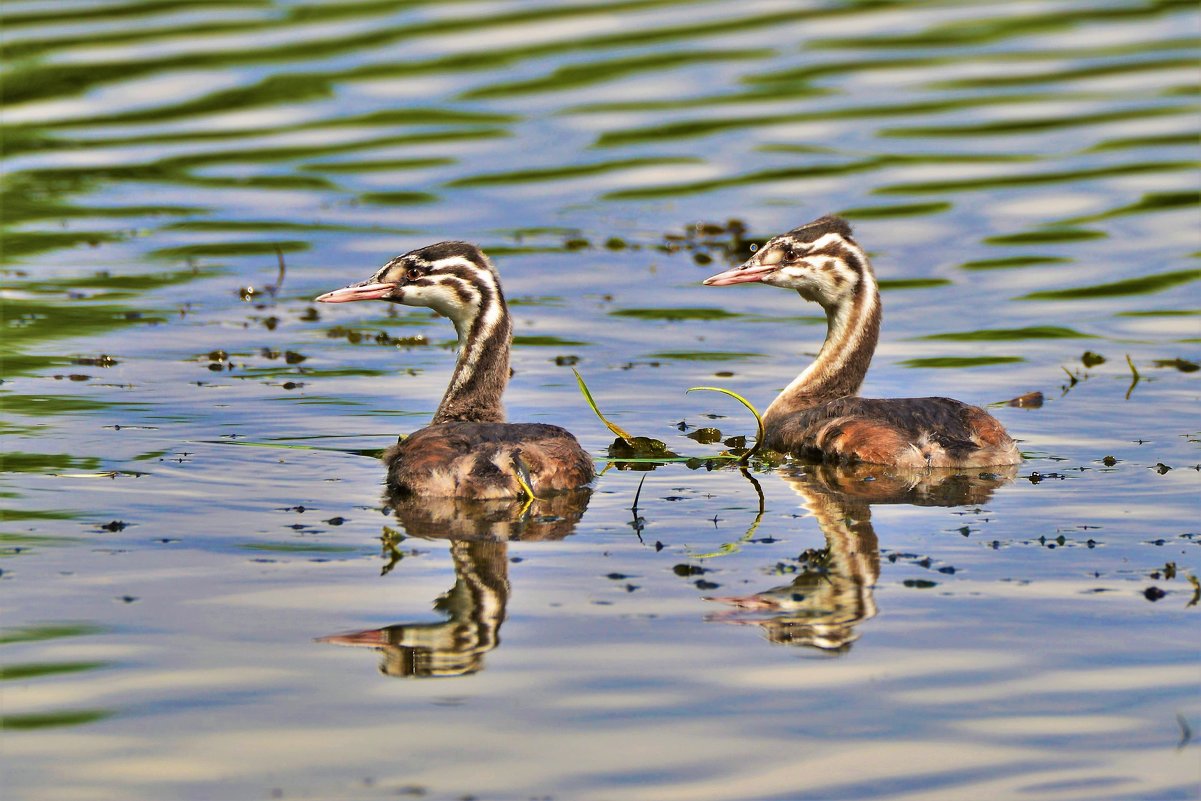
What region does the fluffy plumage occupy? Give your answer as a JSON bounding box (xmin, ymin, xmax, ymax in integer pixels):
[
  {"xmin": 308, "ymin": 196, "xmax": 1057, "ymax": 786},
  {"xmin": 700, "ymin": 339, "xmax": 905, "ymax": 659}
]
[
  {"xmin": 317, "ymin": 242, "xmax": 594, "ymax": 497},
  {"xmin": 704, "ymin": 216, "xmax": 1020, "ymax": 468}
]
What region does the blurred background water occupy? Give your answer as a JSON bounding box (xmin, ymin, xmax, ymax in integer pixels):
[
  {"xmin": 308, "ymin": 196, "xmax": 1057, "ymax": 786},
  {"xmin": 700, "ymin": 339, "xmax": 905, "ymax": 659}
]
[{"xmin": 1, "ymin": 1, "xmax": 1199, "ymax": 799}]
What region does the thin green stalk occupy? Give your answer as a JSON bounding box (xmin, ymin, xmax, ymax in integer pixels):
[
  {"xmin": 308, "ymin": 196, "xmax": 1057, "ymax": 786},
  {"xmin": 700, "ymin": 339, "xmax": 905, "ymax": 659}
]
[
  {"xmin": 573, "ymin": 368, "xmax": 634, "ymax": 441},
  {"xmin": 686, "ymin": 386, "xmax": 765, "ymax": 463}
]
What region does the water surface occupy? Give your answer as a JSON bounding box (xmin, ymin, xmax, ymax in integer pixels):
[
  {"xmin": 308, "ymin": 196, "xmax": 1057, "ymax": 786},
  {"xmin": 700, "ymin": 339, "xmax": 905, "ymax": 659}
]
[{"xmin": 2, "ymin": 1, "xmax": 1199, "ymax": 799}]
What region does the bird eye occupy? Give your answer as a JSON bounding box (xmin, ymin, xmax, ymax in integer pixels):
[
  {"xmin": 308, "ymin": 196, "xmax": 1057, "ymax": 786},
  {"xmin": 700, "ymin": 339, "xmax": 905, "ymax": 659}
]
[
  {"xmin": 406, "ymin": 267, "xmax": 423, "ymax": 281},
  {"xmin": 783, "ymin": 246, "xmax": 799, "ymax": 261}
]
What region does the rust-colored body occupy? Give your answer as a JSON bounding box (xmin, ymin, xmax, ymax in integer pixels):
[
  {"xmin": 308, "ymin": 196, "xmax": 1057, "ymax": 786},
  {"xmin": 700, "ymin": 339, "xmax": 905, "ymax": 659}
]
[
  {"xmin": 317, "ymin": 242, "xmax": 594, "ymax": 497},
  {"xmin": 705, "ymin": 216, "xmax": 1019, "ymax": 468}
]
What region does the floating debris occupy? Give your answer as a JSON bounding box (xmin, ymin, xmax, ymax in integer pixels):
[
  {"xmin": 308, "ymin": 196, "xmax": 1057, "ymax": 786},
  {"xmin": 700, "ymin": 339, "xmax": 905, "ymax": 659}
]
[
  {"xmin": 72, "ymin": 355, "xmax": 118, "ymax": 367},
  {"xmin": 1153, "ymin": 358, "xmax": 1199, "ymax": 373},
  {"xmin": 1005, "ymin": 390, "xmax": 1044, "ymax": 408}
]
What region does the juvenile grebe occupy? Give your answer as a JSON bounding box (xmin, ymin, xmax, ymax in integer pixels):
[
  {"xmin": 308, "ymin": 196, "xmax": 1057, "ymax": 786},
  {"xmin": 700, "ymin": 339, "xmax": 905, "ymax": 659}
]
[
  {"xmin": 316, "ymin": 241, "xmax": 594, "ymax": 497},
  {"xmin": 703, "ymin": 216, "xmax": 1020, "ymax": 468}
]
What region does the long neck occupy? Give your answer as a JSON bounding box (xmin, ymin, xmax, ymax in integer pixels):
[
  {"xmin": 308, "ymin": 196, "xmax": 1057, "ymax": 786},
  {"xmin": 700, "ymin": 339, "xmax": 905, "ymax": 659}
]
[
  {"xmin": 763, "ymin": 268, "xmax": 881, "ymax": 424},
  {"xmin": 432, "ymin": 291, "xmax": 511, "ymax": 424}
]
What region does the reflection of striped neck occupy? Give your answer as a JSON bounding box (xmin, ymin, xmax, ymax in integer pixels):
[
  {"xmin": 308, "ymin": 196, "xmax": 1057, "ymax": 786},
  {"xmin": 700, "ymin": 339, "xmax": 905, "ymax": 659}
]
[
  {"xmin": 780, "ymin": 476, "xmax": 880, "ymax": 651},
  {"xmin": 383, "ymin": 540, "xmax": 510, "ymax": 678},
  {"xmin": 764, "ymin": 246, "xmax": 880, "ymax": 425},
  {"xmin": 433, "ymin": 271, "xmax": 512, "ymax": 425}
]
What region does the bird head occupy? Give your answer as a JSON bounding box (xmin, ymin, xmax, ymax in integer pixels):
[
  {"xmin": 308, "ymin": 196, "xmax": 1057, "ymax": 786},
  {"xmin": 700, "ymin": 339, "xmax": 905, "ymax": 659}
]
[
  {"xmin": 316, "ymin": 241, "xmax": 502, "ymax": 329},
  {"xmin": 703, "ymin": 216, "xmax": 868, "ymax": 307}
]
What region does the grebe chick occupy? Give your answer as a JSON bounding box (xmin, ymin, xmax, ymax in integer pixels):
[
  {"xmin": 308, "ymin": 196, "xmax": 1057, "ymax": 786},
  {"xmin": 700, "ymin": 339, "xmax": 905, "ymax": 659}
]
[
  {"xmin": 703, "ymin": 216, "xmax": 1020, "ymax": 469},
  {"xmin": 316, "ymin": 241, "xmax": 594, "ymax": 498}
]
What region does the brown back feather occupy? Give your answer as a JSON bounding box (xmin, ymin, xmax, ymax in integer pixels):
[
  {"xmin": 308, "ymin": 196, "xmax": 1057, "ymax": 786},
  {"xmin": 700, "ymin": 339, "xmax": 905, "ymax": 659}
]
[{"xmin": 386, "ymin": 421, "xmax": 594, "ymax": 497}]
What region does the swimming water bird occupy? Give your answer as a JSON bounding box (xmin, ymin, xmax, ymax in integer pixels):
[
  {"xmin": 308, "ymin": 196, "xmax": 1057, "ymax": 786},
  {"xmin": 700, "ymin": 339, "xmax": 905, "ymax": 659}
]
[
  {"xmin": 703, "ymin": 216, "xmax": 1020, "ymax": 468},
  {"xmin": 316, "ymin": 241, "xmax": 594, "ymax": 497}
]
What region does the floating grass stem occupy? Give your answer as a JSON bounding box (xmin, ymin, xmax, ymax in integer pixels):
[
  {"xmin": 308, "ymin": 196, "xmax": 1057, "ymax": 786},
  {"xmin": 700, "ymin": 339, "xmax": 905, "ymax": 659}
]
[
  {"xmin": 573, "ymin": 368, "xmax": 633, "ymax": 441},
  {"xmin": 1125, "ymin": 353, "xmax": 1141, "ymax": 400},
  {"xmin": 686, "ymin": 386, "xmax": 764, "ymax": 464}
]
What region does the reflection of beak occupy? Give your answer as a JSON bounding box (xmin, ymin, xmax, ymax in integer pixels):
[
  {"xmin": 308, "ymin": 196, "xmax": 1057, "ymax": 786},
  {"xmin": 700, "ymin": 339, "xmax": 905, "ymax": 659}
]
[
  {"xmin": 315, "ymin": 281, "xmax": 394, "ymax": 303},
  {"xmin": 316, "ymin": 628, "xmax": 390, "ymax": 646},
  {"xmin": 704, "ymin": 594, "xmax": 781, "ymax": 611},
  {"xmin": 702, "ymin": 262, "xmax": 775, "ymax": 286}
]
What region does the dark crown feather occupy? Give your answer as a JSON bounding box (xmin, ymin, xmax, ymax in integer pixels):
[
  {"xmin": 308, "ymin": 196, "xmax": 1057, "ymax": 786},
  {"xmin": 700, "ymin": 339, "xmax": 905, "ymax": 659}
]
[{"xmin": 786, "ymin": 215, "xmax": 853, "ymax": 243}]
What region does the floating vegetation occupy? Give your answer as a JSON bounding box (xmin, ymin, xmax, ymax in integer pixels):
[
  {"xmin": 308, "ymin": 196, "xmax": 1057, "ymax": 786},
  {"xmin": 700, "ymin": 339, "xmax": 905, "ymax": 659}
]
[
  {"xmin": 511, "ymin": 335, "xmax": 590, "ymax": 347},
  {"xmin": 0, "ymin": 624, "xmax": 105, "ymax": 646},
  {"xmin": 900, "ymin": 356, "xmax": 1025, "ymax": 368},
  {"xmin": 1153, "ymin": 358, "xmax": 1199, "ymax": 372},
  {"xmin": 610, "ymin": 308, "xmax": 740, "ymax": 321},
  {"xmin": 1004, "ymin": 391, "xmax": 1044, "ymax": 408},
  {"xmin": 648, "ymin": 351, "xmax": 763, "ymax": 361},
  {"xmin": 657, "ymin": 219, "xmax": 757, "ymax": 265},
  {"xmin": 1125, "ymin": 354, "xmax": 1141, "ymax": 399},
  {"xmin": 984, "ymin": 227, "xmax": 1107, "ymax": 245},
  {"xmin": 924, "ymin": 326, "xmax": 1091, "ymax": 341},
  {"xmin": 686, "ymin": 386, "xmax": 764, "ymax": 464},
  {"xmin": 838, "ymin": 201, "xmax": 952, "ymax": 219},
  {"xmin": 959, "ymin": 255, "xmax": 1072, "ymax": 271},
  {"xmin": 877, "ymin": 278, "xmax": 953, "ymax": 290},
  {"xmin": 1018, "ymin": 269, "xmax": 1201, "ymax": 300},
  {"xmin": 0, "ymin": 709, "xmax": 114, "ymax": 730}
]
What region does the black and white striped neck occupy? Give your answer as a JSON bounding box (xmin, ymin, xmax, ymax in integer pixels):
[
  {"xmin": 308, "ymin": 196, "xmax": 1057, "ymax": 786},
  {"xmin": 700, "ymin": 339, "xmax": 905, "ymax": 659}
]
[
  {"xmin": 761, "ymin": 227, "xmax": 882, "ymax": 425},
  {"xmin": 369, "ymin": 242, "xmax": 512, "ymax": 424}
]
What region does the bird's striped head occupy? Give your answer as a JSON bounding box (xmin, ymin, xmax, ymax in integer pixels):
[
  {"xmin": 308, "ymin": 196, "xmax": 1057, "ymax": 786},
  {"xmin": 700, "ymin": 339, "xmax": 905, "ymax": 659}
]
[
  {"xmin": 316, "ymin": 241, "xmax": 502, "ymax": 329},
  {"xmin": 703, "ymin": 216, "xmax": 871, "ymax": 307}
]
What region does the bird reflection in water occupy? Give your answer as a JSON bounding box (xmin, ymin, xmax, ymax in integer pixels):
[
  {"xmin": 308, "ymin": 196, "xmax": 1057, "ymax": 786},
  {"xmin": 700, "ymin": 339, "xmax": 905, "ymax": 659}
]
[
  {"xmin": 318, "ymin": 489, "xmax": 590, "ymax": 678},
  {"xmin": 705, "ymin": 463, "xmax": 1016, "ymax": 651}
]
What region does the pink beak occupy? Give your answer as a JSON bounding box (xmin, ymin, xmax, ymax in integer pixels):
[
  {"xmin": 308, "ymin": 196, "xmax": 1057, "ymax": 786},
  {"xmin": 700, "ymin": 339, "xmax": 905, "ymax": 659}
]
[
  {"xmin": 316, "ymin": 628, "xmax": 391, "ymax": 647},
  {"xmin": 702, "ymin": 263, "xmax": 775, "ymax": 286},
  {"xmin": 314, "ymin": 281, "xmax": 394, "ymax": 303}
]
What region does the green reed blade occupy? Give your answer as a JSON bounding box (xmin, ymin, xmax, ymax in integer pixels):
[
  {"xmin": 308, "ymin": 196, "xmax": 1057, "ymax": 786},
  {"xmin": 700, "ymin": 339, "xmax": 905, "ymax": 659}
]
[
  {"xmin": 686, "ymin": 386, "xmax": 765, "ymax": 463},
  {"xmin": 573, "ymin": 368, "xmax": 634, "ymax": 441}
]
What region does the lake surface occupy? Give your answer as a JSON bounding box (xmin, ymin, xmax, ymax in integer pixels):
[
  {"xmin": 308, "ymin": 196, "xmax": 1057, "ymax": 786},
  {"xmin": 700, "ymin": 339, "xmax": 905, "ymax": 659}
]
[{"xmin": 2, "ymin": 1, "xmax": 1199, "ymax": 799}]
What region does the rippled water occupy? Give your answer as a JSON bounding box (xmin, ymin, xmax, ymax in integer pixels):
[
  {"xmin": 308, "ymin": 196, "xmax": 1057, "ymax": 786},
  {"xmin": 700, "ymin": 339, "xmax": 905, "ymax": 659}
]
[{"xmin": 2, "ymin": 1, "xmax": 1199, "ymax": 799}]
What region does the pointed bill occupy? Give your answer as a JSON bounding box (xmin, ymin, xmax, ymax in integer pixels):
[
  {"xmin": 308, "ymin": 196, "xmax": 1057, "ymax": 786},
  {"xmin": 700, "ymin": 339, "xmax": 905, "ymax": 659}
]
[
  {"xmin": 314, "ymin": 281, "xmax": 393, "ymax": 303},
  {"xmin": 702, "ymin": 263, "xmax": 776, "ymax": 286}
]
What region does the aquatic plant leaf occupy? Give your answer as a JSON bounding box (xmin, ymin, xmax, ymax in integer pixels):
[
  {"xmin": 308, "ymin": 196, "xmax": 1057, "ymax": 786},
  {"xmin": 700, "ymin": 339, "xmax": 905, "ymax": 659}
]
[
  {"xmin": 0, "ymin": 709, "xmax": 114, "ymax": 730},
  {"xmin": 648, "ymin": 351, "xmax": 763, "ymax": 361},
  {"xmin": 572, "ymin": 369, "xmax": 633, "ymax": 441},
  {"xmin": 0, "ymin": 661, "xmax": 110, "ymax": 681},
  {"xmin": 610, "ymin": 308, "xmax": 740, "ymax": 321},
  {"xmin": 686, "ymin": 387, "xmax": 764, "ymax": 463},
  {"xmin": 0, "ymin": 624, "xmax": 105, "ymax": 645},
  {"xmin": 922, "ymin": 326, "xmax": 1093, "ymax": 341},
  {"xmin": 959, "ymin": 255, "xmax": 1072, "ymax": 271},
  {"xmin": 900, "ymin": 356, "xmax": 1025, "ymax": 368},
  {"xmin": 606, "ymin": 436, "xmax": 680, "ymax": 460},
  {"xmin": 1018, "ymin": 269, "xmax": 1201, "ymax": 300},
  {"xmin": 877, "ymin": 278, "xmax": 952, "ymax": 290}
]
